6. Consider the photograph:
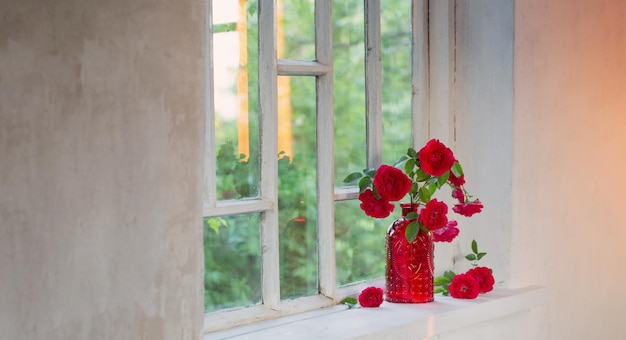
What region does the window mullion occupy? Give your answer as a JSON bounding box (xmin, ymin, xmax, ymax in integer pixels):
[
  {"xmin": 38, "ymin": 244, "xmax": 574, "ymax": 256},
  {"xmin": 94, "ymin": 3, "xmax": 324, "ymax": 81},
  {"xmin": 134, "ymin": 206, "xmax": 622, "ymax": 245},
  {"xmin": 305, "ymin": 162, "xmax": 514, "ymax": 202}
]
[
  {"xmin": 411, "ymin": 0, "xmax": 431, "ymax": 148},
  {"xmin": 365, "ymin": 0, "xmax": 383, "ymax": 169},
  {"xmin": 314, "ymin": 0, "xmax": 335, "ymax": 299},
  {"xmin": 258, "ymin": 0, "xmax": 280, "ymax": 309}
]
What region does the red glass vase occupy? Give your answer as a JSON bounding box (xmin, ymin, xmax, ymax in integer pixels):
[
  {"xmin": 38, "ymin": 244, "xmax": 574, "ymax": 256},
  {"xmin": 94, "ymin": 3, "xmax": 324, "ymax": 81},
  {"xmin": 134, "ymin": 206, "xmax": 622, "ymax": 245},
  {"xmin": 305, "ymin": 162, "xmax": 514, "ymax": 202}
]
[{"xmin": 385, "ymin": 203, "xmax": 434, "ymax": 303}]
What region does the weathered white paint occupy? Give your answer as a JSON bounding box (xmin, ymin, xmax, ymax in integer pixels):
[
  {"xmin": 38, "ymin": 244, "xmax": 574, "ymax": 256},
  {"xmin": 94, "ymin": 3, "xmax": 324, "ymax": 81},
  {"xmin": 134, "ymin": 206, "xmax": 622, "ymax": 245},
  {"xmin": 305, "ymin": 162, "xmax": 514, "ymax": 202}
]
[
  {"xmin": 365, "ymin": 0, "xmax": 383, "ymax": 168},
  {"xmin": 314, "ymin": 0, "xmax": 336, "ymax": 299},
  {"xmin": 0, "ymin": 0, "xmax": 205, "ymax": 339},
  {"xmin": 428, "ymin": 0, "xmax": 455, "ymax": 147},
  {"xmin": 258, "ymin": 0, "xmax": 281, "ymax": 310},
  {"xmin": 410, "ymin": 0, "xmax": 430, "ymax": 148}
]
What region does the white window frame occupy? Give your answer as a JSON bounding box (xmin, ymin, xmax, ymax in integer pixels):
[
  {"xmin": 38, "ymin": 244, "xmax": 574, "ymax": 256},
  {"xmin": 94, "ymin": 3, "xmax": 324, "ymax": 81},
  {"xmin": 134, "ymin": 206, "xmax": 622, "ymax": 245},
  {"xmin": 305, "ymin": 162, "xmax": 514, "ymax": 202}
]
[{"xmin": 204, "ymin": 0, "xmax": 455, "ymax": 333}]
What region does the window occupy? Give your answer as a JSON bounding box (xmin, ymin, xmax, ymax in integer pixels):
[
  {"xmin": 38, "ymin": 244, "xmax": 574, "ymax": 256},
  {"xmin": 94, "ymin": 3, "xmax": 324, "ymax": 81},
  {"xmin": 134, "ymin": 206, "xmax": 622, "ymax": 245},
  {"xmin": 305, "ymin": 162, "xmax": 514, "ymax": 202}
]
[{"xmin": 204, "ymin": 0, "xmax": 452, "ymax": 333}]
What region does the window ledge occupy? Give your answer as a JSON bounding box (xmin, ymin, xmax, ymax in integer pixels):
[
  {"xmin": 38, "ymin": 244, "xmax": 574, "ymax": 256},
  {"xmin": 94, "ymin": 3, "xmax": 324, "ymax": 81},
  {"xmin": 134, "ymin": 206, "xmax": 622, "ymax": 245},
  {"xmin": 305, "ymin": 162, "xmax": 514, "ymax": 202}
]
[{"xmin": 204, "ymin": 286, "xmax": 547, "ymax": 339}]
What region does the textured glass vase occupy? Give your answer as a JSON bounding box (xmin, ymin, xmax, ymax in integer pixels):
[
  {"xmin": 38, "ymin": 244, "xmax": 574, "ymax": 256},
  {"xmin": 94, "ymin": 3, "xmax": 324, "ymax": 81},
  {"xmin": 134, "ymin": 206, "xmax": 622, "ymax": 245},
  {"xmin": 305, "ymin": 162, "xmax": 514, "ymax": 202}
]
[{"xmin": 385, "ymin": 203, "xmax": 434, "ymax": 303}]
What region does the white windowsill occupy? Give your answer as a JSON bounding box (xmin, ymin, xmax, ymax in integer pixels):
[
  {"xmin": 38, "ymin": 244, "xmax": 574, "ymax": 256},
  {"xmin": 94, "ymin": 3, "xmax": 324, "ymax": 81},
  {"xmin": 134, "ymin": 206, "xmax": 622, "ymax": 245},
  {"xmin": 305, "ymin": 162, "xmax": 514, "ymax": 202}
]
[{"xmin": 204, "ymin": 286, "xmax": 547, "ymax": 339}]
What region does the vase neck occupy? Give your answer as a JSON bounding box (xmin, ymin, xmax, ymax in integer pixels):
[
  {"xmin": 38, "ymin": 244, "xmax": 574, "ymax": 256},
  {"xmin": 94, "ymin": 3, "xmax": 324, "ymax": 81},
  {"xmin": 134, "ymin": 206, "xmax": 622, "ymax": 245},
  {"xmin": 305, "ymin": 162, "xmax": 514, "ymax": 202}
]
[{"xmin": 400, "ymin": 203, "xmax": 419, "ymax": 216}]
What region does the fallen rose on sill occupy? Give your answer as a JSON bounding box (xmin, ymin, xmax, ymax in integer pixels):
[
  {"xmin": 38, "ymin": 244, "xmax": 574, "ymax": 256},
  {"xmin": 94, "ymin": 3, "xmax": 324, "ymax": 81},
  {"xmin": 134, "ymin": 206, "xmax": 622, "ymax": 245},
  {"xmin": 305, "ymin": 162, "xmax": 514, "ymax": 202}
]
[{"xmin": 358, "ymin": 286, "xmax": 384, "ymax": 308}]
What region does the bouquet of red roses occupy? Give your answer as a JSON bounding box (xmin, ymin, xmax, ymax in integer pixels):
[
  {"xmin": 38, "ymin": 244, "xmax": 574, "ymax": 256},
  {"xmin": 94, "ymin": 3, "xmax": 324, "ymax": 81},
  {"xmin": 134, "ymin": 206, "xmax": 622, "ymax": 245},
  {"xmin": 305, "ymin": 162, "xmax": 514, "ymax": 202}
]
[{"xmin": 343, "ymin": 139, "xmax": 483, "ymax": 243}]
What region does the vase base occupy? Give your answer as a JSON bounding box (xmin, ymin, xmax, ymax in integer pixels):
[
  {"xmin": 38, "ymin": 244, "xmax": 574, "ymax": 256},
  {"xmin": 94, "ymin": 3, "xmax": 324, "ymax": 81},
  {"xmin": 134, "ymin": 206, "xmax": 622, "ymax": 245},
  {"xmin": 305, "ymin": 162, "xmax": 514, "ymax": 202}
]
[{"xmin": 385, "ymin": 296, "xmax": 434, "ymax": 304}]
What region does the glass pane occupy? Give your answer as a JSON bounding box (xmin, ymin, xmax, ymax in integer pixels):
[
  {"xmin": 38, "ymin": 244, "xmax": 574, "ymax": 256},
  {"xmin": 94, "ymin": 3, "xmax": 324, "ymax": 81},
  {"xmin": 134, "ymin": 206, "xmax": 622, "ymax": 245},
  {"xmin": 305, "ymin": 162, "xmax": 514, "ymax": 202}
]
[
  {"xmin": 213, "ymin": 0, "xmax": 260, "ymax": 200},
  {"xmin": 333, "ymin": 0, "xmax": 367, "ymax": 187},
  {"xmin": 278, "ymin": 76, "xmax": 318, "ymax": 299},
  {"xmin": 381, "ymin": 0, "xmax": 413, "ymax": 163},
  {"xmin": 204, "ymin": 214, "xmax": 261, "ymax": 312},
  {"xmin": 281, "ymin": 0, "xmax": 315, "ymax": 60},
  {"xmin": 335, "ymin": 200, "xmax": 394, "ymax": 285}
]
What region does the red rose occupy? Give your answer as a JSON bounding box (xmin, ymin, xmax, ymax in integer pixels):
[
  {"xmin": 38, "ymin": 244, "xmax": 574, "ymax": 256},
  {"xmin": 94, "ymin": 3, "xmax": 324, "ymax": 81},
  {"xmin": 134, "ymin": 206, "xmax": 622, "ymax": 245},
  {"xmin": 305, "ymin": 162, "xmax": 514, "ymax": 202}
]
[
  {"xmin": 448, "ymin": 171, "xmax": 465, "ymax": 187},
  {"xmin": 418, "ymin": 139, "xmax": 455, "ymax": 176},
  {"xmin": 359, "ymin": 189, "xmax": 395, "ymax": 218},
  {"xmin": 452, "ymin": 188, "xmax": 465, "ymax": 203},
  {"xmin": 448, "ymin": 273, "xmax": 480, "ymax": 299},
  {"xmin": 466, "ymin": 266, "xmax": 495, "ymax": 293},
  {"xmin": 432, "ymin": 220, "xmax": 459, "ymax": 242},
  {"xmin": 373, "ymin": 164, "xmax": 412, "ymax": 201},
  {"xmin": 452, "ymin": 199, "xmax": 483, "ymax": 217},
  {"xmin": 418, "ymin": 199, "xmax": 448, "ymax": 231},
  {"xmin": 358, "ymin": 286, "xmax": 384, "ymax": 308}
]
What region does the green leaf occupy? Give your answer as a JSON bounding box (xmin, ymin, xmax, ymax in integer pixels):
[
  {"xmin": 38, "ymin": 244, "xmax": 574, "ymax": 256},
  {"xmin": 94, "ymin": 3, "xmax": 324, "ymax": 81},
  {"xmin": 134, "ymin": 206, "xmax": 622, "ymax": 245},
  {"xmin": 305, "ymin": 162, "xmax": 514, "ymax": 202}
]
[
  {"xmin": 409, "ymin": 182, "xmax": 419, "ymax": 196},
  {"xmin": 364, "ymin": 168, "xmax": 377, "ymax": 178},
  {"xmin": 444, "ymin": 270, "xmax": 456, "ymax": 280},
  {"xmin": 343, "ymin": 172, "xmax": 363, "ymax": 184},
  {"xmin": 405, "ymin": 212, "xmax": 419, "ymax": 220},
  {"xmin": 407, "ymin": 147, "xmax": 418, "ymax": 158},
  {"xmin": 451, "ymin": 161, "xmax": 464, "ymax": 178},
  {"xmin": 434, "ymin": 276, "xmax": 451, "ymax": 286},
  {"xmin": 418, "ymin": 186, "xmax": 432, "ymax": 203},
  {"xmin": 340, "ymin": 297, "xmax": 358, "ymax": 309},
  {"xmin": 404, "ymin": 158, "xmax": 416, "ymax": 175},
  {"xmin": 434, "ymin": 288, "xmax": 444, "ymax": 294},
  {"xmin": 438, "ymin": 170, "xmax": 450, "ymax": 187},
  {"xmin": 477, "ymin": 252, "xmax": 487, "ymax": 260},
  {"xmin": 394, "ymin": 155, "xmax": 409, "ymax": 167},
  {"xmin": 465, "ymin": 254, "xmax": 477, "ymax": 261},
  {"xmin": 471, "ymin": 239, "xmax": 478, "ymax": 254},
  {"xmin": 405, "ymin": 221, "xmax": 419, "ymax": 243},
  {"xmin": 358, "ymin": 177, "xmax": 372, "ymax": 193},
  {"xmin": 415, "ymin": 168, "xmax": 431, "ymax": 182},
  {"xmin": 428, "ymin": 182, "xmax": 438, "ymax": 196},
  {"xmin": 206, "ymin": 218, "xmax": 223, "ymax": 234}
]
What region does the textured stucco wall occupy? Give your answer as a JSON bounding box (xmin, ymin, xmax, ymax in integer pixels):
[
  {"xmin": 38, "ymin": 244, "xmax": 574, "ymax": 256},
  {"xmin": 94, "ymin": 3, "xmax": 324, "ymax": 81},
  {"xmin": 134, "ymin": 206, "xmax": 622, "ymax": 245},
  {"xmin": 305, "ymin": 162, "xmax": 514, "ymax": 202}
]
[
  {"xmin": 512, "ymin": 0, "xmax": 626, "ymax": 339},
  {"xmin": 0, "ymin": 1, "xmax": 205, "ymax": 339}
]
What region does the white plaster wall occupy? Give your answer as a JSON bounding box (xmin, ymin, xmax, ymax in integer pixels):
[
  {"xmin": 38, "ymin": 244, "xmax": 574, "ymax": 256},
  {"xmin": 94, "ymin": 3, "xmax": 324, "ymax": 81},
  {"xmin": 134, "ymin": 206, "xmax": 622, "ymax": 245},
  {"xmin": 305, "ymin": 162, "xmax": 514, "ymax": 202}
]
[
  {"xmin": 511, "ymin": 0, "xmax": 626, "ymax": 339},
  {"xmin": 0, "ymin": 1, "xmax": 205, "ymax": 339}
]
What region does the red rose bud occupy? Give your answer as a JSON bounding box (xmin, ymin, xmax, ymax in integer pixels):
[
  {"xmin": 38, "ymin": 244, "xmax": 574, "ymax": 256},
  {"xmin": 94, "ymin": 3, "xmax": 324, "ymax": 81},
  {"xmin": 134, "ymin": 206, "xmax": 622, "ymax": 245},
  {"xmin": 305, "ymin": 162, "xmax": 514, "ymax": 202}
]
[
  {"xmin": 417, "ymin": 139, "xmax": 455, "ymax": 177},
  {"xmin": 452, "ymin": 188, "xmax": 465, "ymax": 203},
  {"xmin": 373, "ymin": 164, "xmax": 412, "ymax": 201},
  {"xmin": 448, "ymin": 273, "xmax": 480, "ymax": 299},
  {"xmin": 358, "ymin": 286, "xmax": 384, "ymax": 308}
]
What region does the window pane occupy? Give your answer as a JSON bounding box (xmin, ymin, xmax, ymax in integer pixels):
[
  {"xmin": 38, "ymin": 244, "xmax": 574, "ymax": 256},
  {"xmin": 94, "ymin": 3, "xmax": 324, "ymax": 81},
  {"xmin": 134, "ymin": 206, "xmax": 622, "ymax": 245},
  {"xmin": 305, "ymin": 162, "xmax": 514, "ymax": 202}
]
[
  {"xmin": 333, "ymin": 0, "xmax": 367, "ymax": 187},
  {"xmin": 213, "ymin": 0, "xmax": 260, "ymax": 200},
  {"xmin": 281, "ymin": 0, "xmax": 315, "ymax": 60},
  {"xmin": 382, "ymin": 0, "xmax": 413, "ymax": 163},
  {"xmin": 335, "ymin": 200, "xmax": 393, "ymax": 285},
  {"xmin": 204, "ymin": 214, "xmax": 261, "ymax": 312},
  {"xmin": 278, "ymin": 76, "xmax": 318, "ymax": 299}
]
